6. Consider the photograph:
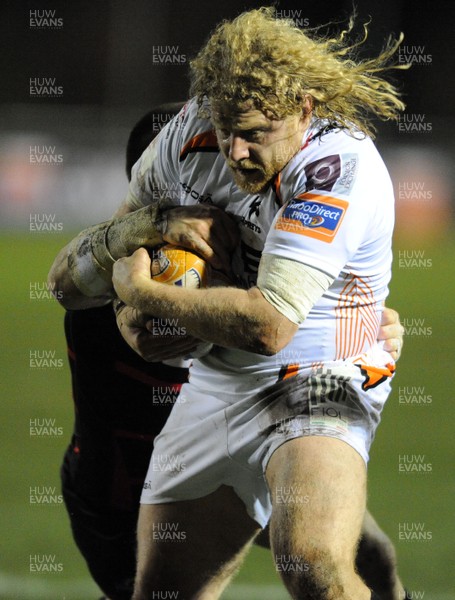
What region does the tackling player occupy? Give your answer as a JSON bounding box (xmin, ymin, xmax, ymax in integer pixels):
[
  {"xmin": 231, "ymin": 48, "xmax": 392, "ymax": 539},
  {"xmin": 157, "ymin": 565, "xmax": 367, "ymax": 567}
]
[
  {"xmin": 61, "ymin": 104, "xmax": 198, "ymax": 600},
  {"xmin": 60, "ymin": 105, "xmax": 404, "ymax": 600},
  {"xmin": 49, "ymin": 15, "xmax": 410, "ymax": 596}
]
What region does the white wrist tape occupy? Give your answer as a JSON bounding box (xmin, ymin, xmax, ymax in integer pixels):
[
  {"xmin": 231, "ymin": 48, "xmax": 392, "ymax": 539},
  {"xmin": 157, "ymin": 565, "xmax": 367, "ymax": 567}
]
[
  {"xmin": 257, "ymin": 254, "xmax": 334, "ymax": 324},
  {"xmin": 67, "ymin": 223, "xmax": 115, "ymax": 297},
  {"xmin": 67, "ymin": 203, "xmax": 167, "ymax": 298}
]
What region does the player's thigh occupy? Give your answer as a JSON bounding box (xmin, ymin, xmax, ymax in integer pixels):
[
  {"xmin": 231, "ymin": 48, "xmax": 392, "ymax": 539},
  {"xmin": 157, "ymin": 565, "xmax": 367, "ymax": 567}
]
[
  {"xmin": 135, "ymin": 484, "xmax": 260, "ymax": 597},
  {"xmin": 254, "ymin": 508, "xmax": 379, "ymax": 552},
  {"xmin": 266, "ymin": 436, "xmax": 367, "ymax": 560}
]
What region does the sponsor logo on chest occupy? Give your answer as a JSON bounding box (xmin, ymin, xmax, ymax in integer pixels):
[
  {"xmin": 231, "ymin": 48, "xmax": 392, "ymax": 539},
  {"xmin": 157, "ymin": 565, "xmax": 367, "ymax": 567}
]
[{"xmin": 275, "ymin": 193, "xmax": 348, "ymax": 243}]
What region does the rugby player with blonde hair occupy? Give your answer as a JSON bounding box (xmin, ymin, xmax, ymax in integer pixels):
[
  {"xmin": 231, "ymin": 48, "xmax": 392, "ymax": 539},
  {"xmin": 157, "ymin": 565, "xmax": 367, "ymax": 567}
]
[{"xmin": 50, "ymin": 8, "xmax": 408, "ymax": 600}]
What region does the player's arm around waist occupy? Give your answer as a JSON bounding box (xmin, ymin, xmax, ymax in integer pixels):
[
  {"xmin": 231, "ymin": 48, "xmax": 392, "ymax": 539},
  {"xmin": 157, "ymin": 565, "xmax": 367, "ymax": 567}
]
[
  {"xmin": 47, "ymin": 203, "xmax": 239, "ymax": 310},
  {"xmin": 112, "ymin": 249, "xmax": 333, "ymax": 356},
  {"xmin": 47, "ymin": 202, "xmax": 167, "ymax": 310}
]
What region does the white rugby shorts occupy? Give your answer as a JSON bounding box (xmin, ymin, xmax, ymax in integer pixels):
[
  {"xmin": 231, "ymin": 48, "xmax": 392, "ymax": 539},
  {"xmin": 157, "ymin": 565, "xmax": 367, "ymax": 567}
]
[{"xmin": 141, "ymin": 351, "xmax": 394, "ymax": 527}]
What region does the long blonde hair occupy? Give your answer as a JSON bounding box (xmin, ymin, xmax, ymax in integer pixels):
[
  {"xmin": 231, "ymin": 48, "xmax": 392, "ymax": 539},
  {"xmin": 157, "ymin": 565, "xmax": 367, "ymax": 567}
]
[{"xmin": 190, "ymin": 7, "xmax": 407, "ymax": 137}]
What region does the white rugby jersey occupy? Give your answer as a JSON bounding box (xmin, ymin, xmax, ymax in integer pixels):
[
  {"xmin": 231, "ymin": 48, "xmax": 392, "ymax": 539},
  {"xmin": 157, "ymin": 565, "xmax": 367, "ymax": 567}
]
[{"xmin": 126, "ymin": 98, "xmax": 395, "ymax": 382}]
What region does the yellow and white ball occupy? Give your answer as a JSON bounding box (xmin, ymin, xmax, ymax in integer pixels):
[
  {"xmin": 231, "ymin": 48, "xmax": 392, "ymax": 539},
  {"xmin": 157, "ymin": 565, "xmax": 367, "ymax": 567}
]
[{"xmin": 150, "ymin": 244, "xmax": 209, "ymax": 288}]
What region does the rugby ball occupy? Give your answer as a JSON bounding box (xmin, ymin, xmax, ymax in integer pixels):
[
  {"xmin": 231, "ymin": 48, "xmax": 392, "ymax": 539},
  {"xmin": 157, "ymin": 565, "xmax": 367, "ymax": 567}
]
[
  {"xmin": 149, "ymin": 244, "xmax": 212, "ymax": 358},
  {"xmin": 150, "ymin": 244, "xmax": 208, "ymax": 288}
]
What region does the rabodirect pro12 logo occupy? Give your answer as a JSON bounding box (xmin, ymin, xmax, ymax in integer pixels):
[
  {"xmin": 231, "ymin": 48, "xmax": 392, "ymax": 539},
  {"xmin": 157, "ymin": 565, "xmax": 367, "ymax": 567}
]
[{"xmin": 275, "ymin": 193, "xmax": 348, "ymax": 243}]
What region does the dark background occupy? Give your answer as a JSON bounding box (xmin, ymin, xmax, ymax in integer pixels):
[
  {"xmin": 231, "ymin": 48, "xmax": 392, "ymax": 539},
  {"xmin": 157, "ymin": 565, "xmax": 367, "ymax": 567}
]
[
  {"xmin": 2, "ymin": 0, "xmax": 453, "ymax": 228},
  {"xmin": 3, "ymin": 0, "xmax": 454, "ymax": 119}
]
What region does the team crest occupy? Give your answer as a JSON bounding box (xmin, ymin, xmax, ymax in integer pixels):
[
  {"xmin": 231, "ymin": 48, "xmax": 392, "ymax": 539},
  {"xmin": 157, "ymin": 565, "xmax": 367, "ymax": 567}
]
[{"xmin": 304, "ymin": 155, "xmax": 341, "ymax": 192}]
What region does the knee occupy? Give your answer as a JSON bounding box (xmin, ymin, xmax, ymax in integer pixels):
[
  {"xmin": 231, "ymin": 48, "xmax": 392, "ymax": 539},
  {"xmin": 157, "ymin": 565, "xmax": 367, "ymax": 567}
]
[{"xmin": 274, "ymin": 544, "xmax": 347, "ymax": 600}]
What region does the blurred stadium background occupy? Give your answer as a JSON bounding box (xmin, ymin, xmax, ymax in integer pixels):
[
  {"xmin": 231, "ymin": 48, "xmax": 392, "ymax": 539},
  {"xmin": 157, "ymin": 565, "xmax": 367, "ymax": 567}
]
[{"xmin": 1, "ymin": 1, "xmax": 454, "ymax": 598}]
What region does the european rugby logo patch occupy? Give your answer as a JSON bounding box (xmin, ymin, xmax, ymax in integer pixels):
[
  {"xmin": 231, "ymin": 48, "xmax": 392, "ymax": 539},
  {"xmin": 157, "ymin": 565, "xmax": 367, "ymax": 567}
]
[{"xmin": 275, "ymin": 193, "xmax": 348, "ymax": 243}]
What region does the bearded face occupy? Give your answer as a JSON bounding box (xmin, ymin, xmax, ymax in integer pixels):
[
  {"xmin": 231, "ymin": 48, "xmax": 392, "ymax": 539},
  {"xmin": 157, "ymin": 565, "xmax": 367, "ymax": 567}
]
[{"xmin": 212, "ymin": 101, "xmax": 310, "ymax": 194}]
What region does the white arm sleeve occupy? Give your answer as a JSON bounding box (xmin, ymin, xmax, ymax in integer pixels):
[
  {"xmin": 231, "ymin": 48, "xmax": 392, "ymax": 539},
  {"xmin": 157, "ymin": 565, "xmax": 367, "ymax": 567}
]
[
  {"xmin": 124, "ymin": 136, "xmax": 161, "ymax": 211},
  {"xmin": 124, "ymin": 105, "xmax": 188, "ymax": 211},
  {"xmin": 257, "ymin": 254, "xmax": 335, "ymax": 324}
]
